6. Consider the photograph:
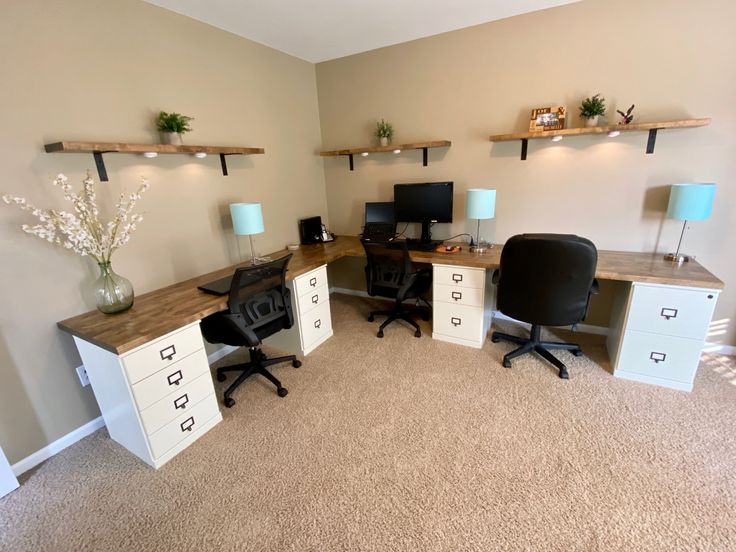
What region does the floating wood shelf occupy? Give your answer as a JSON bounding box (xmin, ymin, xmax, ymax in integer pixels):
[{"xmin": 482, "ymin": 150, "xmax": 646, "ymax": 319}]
[
  {"xmin": 44, "ymin": 141, "xmax": 265, "ymax": 181},
  {"xmin": 320, "ymin": 140, "xmax": 451, "ymax": 171},
  {"xmin": 489, "ymin": 118, "xmax": 710, "ymax": 160}
]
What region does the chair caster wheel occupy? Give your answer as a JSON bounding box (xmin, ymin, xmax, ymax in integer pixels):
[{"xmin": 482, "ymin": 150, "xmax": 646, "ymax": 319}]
[
  {"xmin": 367, "ymin": 315, "xmax": 374, "ymax": 322},
  {"xmin": 217, "ymin": 373, "xmax": 227, "ymax": 382},
  {"xmin": 559, "ymin": 369, "xmax": 570, "ymax": 380},
  {"xmin": 224, "ymin": 397, "xmax": 235, "ymax": 408},
  {"xmin": 572, "ymin": 349, "xmax": 583, "ymax": 357},
  {"xmin": 502, "ymin": 359, "xmax": 511, "ymax": 368},
  {"xmin": 414, "ymin": 330, "xmax": 421, "ymax": 338},
  {"xmin": 377, "ymin": 330, "xmax": 384, "ymax": 338},
  {"xmin": 292, "ymin": 359, "xmax": 302, "ymax": 368},
  {"xmin": 277, "ymin": 387, "xmax": 288, "ymax": 398},
  {"xmin": 491, "ymin": 335, "xmax": 501, "ymax": 343}
]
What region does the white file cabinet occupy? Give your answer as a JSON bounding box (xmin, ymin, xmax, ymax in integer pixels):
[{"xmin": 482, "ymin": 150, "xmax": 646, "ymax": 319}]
[
  {"xmin": 74, "ymin": 321, "xmax": 222, "ymax": 469},
  {"xmin": 608, "ymin": 283, "xmax": 719, "ymax": 391},
  {"xmin": 266, "ymin": 264, "xmax": 334, "ymax": 356},
  {"xmin": 432, "ymin": 264, "xmax": 493, "ymax": 348}
]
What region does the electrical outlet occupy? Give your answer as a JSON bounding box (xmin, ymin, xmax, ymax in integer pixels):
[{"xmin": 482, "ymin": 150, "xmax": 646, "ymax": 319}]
[{"xmin": 76, "ymin": 365, "xmax": 90, "ymax": 387}]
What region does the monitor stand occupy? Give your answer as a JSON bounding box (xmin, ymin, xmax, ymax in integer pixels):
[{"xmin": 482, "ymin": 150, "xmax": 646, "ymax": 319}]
[{"xmin": 405, "ymin": 220, "xmax": 442, "ymax": 251}]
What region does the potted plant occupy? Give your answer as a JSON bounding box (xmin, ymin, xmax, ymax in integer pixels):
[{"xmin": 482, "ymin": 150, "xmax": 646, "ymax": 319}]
[
  {"xmin": 375, "ymin": 119, "xmax": 394, "ymax": 147},
  {"xmin": 156, "ymin": 111, "xmax": 194, "ymax": 145},
  {"xmin": 579, "ymin": 94, "xmax": 606, "ymax": 127}
]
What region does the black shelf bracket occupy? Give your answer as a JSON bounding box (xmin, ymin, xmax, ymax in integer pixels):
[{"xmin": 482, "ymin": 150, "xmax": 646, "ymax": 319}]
[
  {"xmin": 422, "ymin": 147, "xmax": 428, "ymax": 166},
  {"xmin": 219, "ymin": 153, "xmax": 241, "ymax": 176},
  {"xmin": 92, "ymin": 152, "xmax": 110, "ymax": 182},
  {"xmin": 520, "ymin": 138, "xmax": 529, "ymax": 161},
  {"xmin": 348, "ymin": 154, "xmax": 354, "ymax": 171},
  {"xmin": 646, "ymin": 129, "xmax": 659, "ymax": 154}
]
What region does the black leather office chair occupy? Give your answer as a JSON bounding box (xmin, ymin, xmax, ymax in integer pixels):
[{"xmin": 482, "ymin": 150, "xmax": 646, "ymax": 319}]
[
  {"xmin": 491, "ymin": 234, "xmax": 598, "ymax": 379},
  {"xmin": 362, "ymin": 240, "xmax": 432, "ymax": 338},
  {"xmin": 200, "ymin": 255, "xmax": 301, "ymax": 407}
]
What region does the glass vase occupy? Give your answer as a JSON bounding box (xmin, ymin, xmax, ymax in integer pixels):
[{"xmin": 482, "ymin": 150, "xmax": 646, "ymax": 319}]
[{"xmin": 94, "ymin": 261, "xmax": 134, "ymax": 314}]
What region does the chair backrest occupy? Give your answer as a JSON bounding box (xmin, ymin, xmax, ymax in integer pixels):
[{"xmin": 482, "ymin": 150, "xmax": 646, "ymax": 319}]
[
  {"xmin": 496, "ymin": 234, "xmax": 597, "ymax": 327},
  {"xmin": 227, "ymin": 254, "xmax": 294, "ymax": 332},
  {"xmin": 361, "ymin": 240, "xmax": 413, "ymax": 298}
]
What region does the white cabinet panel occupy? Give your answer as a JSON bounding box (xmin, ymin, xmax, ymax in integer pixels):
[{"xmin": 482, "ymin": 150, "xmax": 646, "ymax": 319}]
[
  {"xmin": 433, "ymin": 265, "xmax": 485, "ymax": 289},
  {"xmin": 0, "ymin": 446, "xmax": 19, "ymax": 498},
  {"xmin": 616, "ymin": 330, "xmax": 704, "ymax": 386},
  {"xmin": 147, "ymin": 394, "xmax": 220, "ymax": 459},
  {"xmin": 294, "ymin": 265, "xmax": 328, "ymax": 298},
  {"xmin": 139, "ymin": 371, "xmax": 216, "ymax": 435},
  {"xmin": 433, "ymin": 302, "xmax": 484, "ymax": 343},
  {"xmin": 434, "ymin": 283, "xmax": 483, "ymax": 308},
  {"xmin": 300, "ymin": 301, "xmax": 333, "ymax": 350},
  {"xmin": 295, "ymin": 283, "xmax": 329, "ymax": 315},
  {"xmin": 131, "ymin": 348, "xmax": 209, "ymax": 411}
]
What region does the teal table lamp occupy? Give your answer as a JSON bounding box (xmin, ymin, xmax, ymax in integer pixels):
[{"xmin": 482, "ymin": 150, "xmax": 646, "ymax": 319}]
[
  {"xmin": 466, "ymin": 188, "xmax": 496, "ymax": 253},
  {"xmin": 665, "ymin": 183, "xmax": 716, "ymax": 263},
  {"xmin": 230, "ymin": 202, "xmax": 270, "ymax": 265}
]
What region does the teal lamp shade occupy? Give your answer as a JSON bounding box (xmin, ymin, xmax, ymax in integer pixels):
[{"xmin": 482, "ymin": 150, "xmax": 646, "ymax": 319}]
[
  {"xmin": 466, "ymin": 188, "xmax": 496, "ymax": 219},
  {"xmin": 229, "ymin": 203, "xmax": 264, "ymax": 235},
  {"xmin": 666, "ymin": 183, "xmax": 716, "ymax": 221}
]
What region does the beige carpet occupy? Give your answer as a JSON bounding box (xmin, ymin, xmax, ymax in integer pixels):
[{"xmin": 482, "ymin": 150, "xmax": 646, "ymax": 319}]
[{"xmin": 2, "ymin": 293, "xmax": 736, "ymax": 552}]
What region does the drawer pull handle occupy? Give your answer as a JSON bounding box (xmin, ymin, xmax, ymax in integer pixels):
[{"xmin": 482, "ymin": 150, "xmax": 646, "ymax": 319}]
[
  {"xmin": 650, "ymin": 352, "xmax": 667, "ymax": 363},
  {"xmin": 451, "ymin": 317, "xmax": 462, "ymax": 327},
  {"xmin": 180, "ymin": 417, "xmax": 195, "ymax": 432},
  {"xmin": 660, "ymin": 308, "xmax": 678, "ymax": 320},
  {"xmin": 309, "ymin": 277, "xmax": 317, "ymax": 287},
  {"xmin": 452, "ymin": 273, "xmax": 463, "ymax": 283},
  {"xmin": 167, "ymin": 370, "xmax": 183, "ymax": 386},
  {"xmin": 311, "ymin": 294, "xmax": 319, "ymax": 304},
  {"xmin": 314, "ymin": 319, "xmax": 321, "ymax": 329},
  {"xmin": 174, "ymin": 394, "xmax": 189, "ymax": 410},
  {"xmin": 159, "ymin": 344, "xmax": 176, "ymax": 361},
  {"xmin": 451, "ymin": 291, "xmax": 462, "ymax": 301}
]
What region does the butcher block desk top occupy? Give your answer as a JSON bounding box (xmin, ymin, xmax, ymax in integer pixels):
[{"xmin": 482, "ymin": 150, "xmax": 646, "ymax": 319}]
[{"xmin": 58, "ymin": 235, "xmax": 723, "ymax": 355}]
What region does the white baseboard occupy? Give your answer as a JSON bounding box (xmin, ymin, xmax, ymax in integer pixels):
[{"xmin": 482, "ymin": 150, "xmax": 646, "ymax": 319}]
[
  {"xmin": 11, "ymin": 415, "xmax": 105, "ymax": 477},
  {"xmin": 330, "ymin": 287, "xmax": 369, "ymax": 298},
  {"xmin": 11, "ymin": 347, "xmax": 239, "ymax": 477},
  {"xmin": 491, "ymin": 311, "xmax": 610, "ymax": 336},
  {"xmin": 703, "ymin": 343, "xmax": 736, "ymax": 356}
]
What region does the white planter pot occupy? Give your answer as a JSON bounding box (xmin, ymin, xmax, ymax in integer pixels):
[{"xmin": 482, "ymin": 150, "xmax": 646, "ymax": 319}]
[
  {"xmin": 161, "ymin": 132, "xmax": 183, "ymax": 145},
  {"xmin": 584, "ymin": 116, "xmax": 600, "ymax": 128},
  {"xmin": 379, "ymin": 137, "xmax": 389, "ymax": 147}
]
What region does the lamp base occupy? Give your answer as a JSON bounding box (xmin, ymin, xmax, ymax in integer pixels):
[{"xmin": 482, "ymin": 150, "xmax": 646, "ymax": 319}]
[
  {"xmin": 248, "ymin": 255, "xmax": 273, "ymax": 266},
  {"xmin": 470, "ymin": 242, "xmax": 492, "ymax": 254},
  {"xmin": 664, "ymin": 252, "xmax": 692, "ymax": 263}
]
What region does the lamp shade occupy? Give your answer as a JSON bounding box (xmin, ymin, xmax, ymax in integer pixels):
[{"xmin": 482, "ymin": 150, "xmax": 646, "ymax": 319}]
[
  {"xmin": 666, "ymin": 183, "xmax": 716, "ymax": 221},
  {"xmin": 466, "ymin": 188, "xmax": 496, "ymax": 220},
  {"xmin": 229, "ymin": 203, "xmax": 264, "ymax": 235}
]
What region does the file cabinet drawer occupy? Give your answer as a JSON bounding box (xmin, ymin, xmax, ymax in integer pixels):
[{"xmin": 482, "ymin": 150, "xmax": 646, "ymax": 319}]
[
  {"xmin": 434, "ymin": 283, "xmax": 483, "ymax": 308},
  {"xmin": 123, "ymin": 323, "xmax": 205, "ymax": 384},
  {"xmin": 148, "ymin": 393, "xmax": 219, "ymax": 459},
  {"xmin": 627, "ymin": 284, "xmax": 718, "ymax": 340},
  {"xmin": 616, "ymin": 330, "xmax": 703, "ymax": 384},
  {"xmin": 433, "ymin": 265, "xmax": 485, "ymax": 289},
  {"xmin": 132, "ymin": 348, "xmax": 210, "ymax": 411},
  {"xmin": 294, "ymin": 265, "xmax": 328, "ymax": 298},
  {"xmin": 139, "ymin": 372, "xmax": 217, "ymax": 435},
  {"xmin": 300, "ymin": 300, "xmax": 332, "ymax": 349},
  {"xmin": 296, "ymin": 284, "xmax": 329, "ymax": 315},
  {"xmin": 433, "ymin": 302, "xmax": 484, "ymax": 342}
]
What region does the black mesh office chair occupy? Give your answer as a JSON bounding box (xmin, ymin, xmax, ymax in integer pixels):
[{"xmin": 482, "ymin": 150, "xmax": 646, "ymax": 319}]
[
  {"xmin": 491, "ymin": 234, "xmax": 598, "ymax": 379},
  {"xmin": 362, "ymin": 240, "xmax": 432, "ymax": 338},
  {"xmin": 200, "ymin": 255, "xmax": 301, "ymax": 407}
]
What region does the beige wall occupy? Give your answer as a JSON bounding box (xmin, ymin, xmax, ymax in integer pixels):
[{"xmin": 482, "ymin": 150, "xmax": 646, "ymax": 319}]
[
  {"xmin": 0, "ymin": 0, "xmax": 326, "ymax": 463},
  {"xmin": 316, "ymin": 0, "xmax": 736, "ymax": 345}
]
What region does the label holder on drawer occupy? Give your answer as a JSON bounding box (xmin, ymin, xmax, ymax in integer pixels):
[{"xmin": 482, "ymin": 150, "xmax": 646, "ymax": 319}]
[
  {"xmin": 451, "ymin": 291, "xmax": 462, "ymax": 301},
  {"xmin": 167, "ymin": 370, "xmax": 183, "ymax": 386},
  {"xmin": 452, "ymin": 273, "xmax": 463, "ymax": 283},
  {"xmin": 314, "ymin": 319, "xmax": 322, "ymax": 329},
  {"xmin": 180, "ymin": 417, "xmax": 195, "ymax": 432},
  {"xmin": 174, "ymin": 393, "xmax": 189, "ymax": 410},
  {"xmin": 660, "ymin": 308, "xmax": 678, "ymax": 320},
  {"xmin": 311, "ymin": 293, "xmax": 319, "ymax": 304},
  {"xmin": 650, "ymin": 351, "xmax": 667, "ymax": 363},
  {"xmin": 159, "ymin": 344, "xmax": 176, "ymax": 361},
  {"xmin": 309, "ymin": 277, "xmax": 317, "ymax": 287},
  {"xmin": 451, "ymin": 317, "xmax": 462, "ymax": 327}
]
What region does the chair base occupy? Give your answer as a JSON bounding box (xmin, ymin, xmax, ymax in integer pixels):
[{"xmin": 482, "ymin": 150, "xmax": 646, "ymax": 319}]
[
  {"xmin": 215, "ymin": 347, "xmax": 301, "ymax": 407},
  {"xmin": 491, "ymin": 324, "xmax": 583, "ymax": 379},
  {"xmin": 368, "ymin": 298, "xmax": 431, "ymax": 338}
]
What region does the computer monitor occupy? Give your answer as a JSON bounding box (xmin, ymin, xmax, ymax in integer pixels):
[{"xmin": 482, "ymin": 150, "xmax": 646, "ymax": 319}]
[
  {"xmin": 394, "ymin": 182, "xmax": 453, "ymax": 244},
  {"xmin": 365, "ymin": 202, "xmax": 395, "ymax": 224}
]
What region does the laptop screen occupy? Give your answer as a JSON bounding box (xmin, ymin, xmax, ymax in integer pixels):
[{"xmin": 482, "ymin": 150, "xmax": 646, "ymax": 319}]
[{"xmin": 365, "ymin": 202, "xmax": 395, "ymax": 225}]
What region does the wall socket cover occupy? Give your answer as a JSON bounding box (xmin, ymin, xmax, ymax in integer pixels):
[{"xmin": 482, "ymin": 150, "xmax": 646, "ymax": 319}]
[{"xmin": 76, "ymin": 365, "xmax": 90, "ymax": 387}]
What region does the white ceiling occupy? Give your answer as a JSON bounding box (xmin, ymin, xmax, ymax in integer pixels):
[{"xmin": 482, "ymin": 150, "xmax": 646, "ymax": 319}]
[{"xmin": 143, "ymin": 0, "xmax": 580, "ymax": 63}]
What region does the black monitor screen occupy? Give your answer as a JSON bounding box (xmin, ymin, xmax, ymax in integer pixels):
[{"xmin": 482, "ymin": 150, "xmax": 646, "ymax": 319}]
[
  {"xmin": 393, "ymin": 182, "xmax": 453, "ymax": 223},
  {"xmin": 365, "ymin": 202, "xmax": 395, "ymax": 224}
]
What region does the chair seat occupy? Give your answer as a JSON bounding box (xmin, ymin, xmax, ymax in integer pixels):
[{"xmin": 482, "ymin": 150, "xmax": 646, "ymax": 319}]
[{"xmin": 201, "ymin": 314, "xmax": 287, "ymax": 347}]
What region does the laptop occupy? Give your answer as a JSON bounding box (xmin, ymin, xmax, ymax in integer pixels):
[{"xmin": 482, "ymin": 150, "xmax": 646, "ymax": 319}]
[
  {"xmin": 197, "ymin": 275, "xmax": 233, "ymax": 296},
  {"xmin": 362, "ymin": 202, "xmax": 396, "ymax": 241}
]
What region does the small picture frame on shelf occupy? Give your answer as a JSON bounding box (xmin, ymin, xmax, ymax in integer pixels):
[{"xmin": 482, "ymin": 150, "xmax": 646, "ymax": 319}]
[{"xmin": 529, "ymin": 106, "xmax": 567, "ymax": 132}]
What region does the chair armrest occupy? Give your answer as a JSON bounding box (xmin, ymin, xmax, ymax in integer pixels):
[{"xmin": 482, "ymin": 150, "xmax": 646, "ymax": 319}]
[
  {"xmin": 491, "ymin": 269, "xmax": 500, "ymax": 285},
  {"xmin": 591, "ymin": 278, "xmax": 600, "ymax": 295},
  {"xmin": 223, "ymin": 313, "xmax": 260, "ymax": 346}
]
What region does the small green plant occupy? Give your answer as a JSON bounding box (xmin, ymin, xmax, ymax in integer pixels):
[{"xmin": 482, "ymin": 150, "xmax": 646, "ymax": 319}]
[
  {"xmin": 375, "ymin": 119, "xmax": 394, "ymax": 140},
  {"xmin": 156, "ymin": 111, "xmax": 194, "ymax": 134},
  {"xmin": 579, "ymin": 94, "xmax": 606, "ymax": 119}
]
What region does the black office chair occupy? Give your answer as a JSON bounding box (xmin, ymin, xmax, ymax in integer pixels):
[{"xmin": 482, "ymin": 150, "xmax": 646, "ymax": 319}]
[
  {"xmin": 200, "ymin": 254, "xmax": 301, "ymax": 407},
  {"xmin": 362, "ymin": 240, "xmax": 432, "ymax": 338},
  {"xmin": 490, "ymin": 234, "xmax": 598, "ymax": 379}
]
